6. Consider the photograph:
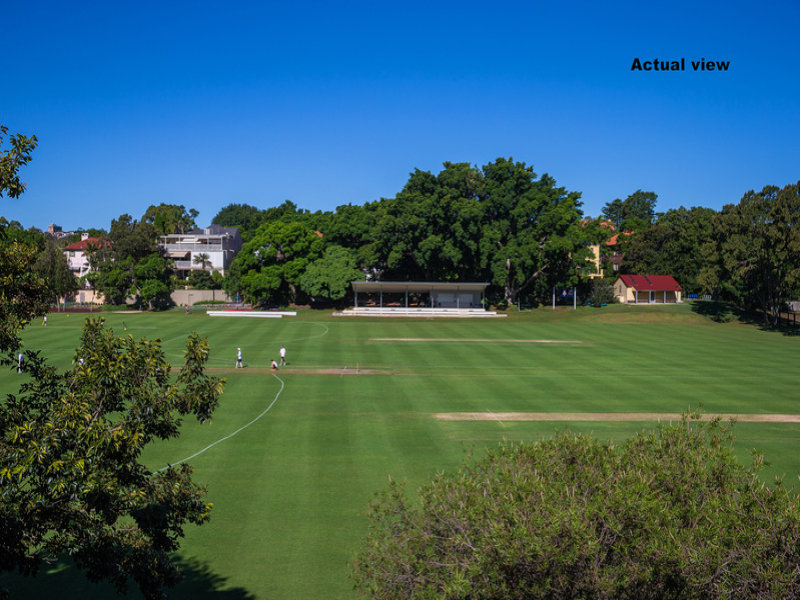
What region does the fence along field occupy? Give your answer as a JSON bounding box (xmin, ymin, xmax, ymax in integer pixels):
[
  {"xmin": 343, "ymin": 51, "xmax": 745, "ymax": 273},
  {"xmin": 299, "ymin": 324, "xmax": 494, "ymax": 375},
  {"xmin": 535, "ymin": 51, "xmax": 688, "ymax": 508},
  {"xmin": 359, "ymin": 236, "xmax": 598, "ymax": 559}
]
[{"xmin": 2, "ymin": 304, "xmax": 799, "ymax": 600}]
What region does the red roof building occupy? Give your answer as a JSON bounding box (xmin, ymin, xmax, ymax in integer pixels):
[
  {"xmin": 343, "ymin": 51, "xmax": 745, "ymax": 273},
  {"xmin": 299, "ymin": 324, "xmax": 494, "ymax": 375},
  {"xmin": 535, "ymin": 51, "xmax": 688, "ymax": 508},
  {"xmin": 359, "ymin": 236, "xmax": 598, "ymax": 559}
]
[
  {"xmin": 614, "ymin": 274, "xmax": 682, "ymax": 304},
  {"xmin": 63, "ymin": 236, "xmax": 107, "ymax": 251},
  {"xmin": 63, "ymin": 235, "xmax": 110, "ymax": 279}
]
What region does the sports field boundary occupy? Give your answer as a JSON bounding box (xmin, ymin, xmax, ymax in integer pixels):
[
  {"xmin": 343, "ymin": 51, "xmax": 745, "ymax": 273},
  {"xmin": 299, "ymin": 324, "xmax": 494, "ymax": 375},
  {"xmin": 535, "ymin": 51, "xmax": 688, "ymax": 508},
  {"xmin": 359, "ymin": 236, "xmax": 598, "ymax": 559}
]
[
  {"xmin": 435, "ymin": 412, "xmax": 800, "ymax": 423},
  {"xmin": 153, "ymin": 373, "xmax": 286, "ymax": 473}
]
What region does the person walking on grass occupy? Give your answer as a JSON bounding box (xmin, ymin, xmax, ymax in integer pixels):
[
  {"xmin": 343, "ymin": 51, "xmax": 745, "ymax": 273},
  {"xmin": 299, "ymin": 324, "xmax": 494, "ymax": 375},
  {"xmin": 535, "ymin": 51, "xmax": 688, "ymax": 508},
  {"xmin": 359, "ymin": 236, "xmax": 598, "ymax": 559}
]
[
  {"xmin": 17, "ymin": 352, "xmax": 23, "ymax": 374},
  {"xmin": 279, "ymin": 344, "xmax": 286, "ymax": 366},
  {"xmin": 236, "ymin": 347, "xmax": 243, "ymax": 368}
]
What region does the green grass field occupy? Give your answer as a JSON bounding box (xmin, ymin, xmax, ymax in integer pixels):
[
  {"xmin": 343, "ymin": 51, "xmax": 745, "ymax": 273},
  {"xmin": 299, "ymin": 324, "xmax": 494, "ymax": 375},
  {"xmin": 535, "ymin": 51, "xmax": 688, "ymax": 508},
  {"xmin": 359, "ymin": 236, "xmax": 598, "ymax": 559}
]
[{"xmin": 2, "ymin": 304, "xmax": 799, "ymax": 599}]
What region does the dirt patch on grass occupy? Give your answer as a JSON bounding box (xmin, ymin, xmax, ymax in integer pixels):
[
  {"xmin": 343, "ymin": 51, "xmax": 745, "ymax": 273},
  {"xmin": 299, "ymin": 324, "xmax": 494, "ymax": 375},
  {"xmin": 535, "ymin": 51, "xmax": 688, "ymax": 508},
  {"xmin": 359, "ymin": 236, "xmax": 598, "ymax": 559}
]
[
  {"xmin": 205, "ymin": 367, "xmax": 393, "ymax": 375},
  {"xmin": 281, "ymin": 368, "xmax": 393, "ymax": 375},
  {"xmin": 369, "ymin": 338, "xmax": 583, "ymax": 343},
  {"xmin": 436, "ymin": 412, "xmax": 800, "ymax": 423}
]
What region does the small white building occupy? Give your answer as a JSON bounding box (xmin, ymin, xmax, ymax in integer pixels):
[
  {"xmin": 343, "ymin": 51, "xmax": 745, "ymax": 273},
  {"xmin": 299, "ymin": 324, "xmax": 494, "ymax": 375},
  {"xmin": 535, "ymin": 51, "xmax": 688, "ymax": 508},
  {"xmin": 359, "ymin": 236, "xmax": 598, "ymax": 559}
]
[{"xmin": 159, "ymin": 225, "xmax": 243, "ymax": 278}]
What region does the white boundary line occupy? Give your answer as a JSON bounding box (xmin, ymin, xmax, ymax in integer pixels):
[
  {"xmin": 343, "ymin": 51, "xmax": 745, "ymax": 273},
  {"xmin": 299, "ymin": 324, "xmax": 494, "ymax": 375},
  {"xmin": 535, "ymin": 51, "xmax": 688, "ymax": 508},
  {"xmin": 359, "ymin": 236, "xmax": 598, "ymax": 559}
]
[
  {"xmin": 152, "ymin": 322, "xmax": 331, "ymax": 471},
  {"xmin": 154, "ymin": 373, "xmax": 285, "ymax": 473}
]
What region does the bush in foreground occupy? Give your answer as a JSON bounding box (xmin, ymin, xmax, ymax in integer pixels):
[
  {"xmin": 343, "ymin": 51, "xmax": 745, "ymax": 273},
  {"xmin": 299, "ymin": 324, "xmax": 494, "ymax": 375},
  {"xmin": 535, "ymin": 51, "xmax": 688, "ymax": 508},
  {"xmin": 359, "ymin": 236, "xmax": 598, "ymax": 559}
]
[{"xmin": 353, "ymin": 416, "xmax": 800, "ymax": 599}]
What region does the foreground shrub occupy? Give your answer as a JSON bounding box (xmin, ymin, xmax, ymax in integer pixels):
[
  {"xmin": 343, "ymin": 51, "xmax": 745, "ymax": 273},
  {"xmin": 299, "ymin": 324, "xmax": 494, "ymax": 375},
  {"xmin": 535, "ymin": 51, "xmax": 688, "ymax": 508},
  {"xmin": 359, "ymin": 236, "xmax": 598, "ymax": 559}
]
[{"xmin": 353, "ymin": 416, "xmax": 800, "ymax": 599}]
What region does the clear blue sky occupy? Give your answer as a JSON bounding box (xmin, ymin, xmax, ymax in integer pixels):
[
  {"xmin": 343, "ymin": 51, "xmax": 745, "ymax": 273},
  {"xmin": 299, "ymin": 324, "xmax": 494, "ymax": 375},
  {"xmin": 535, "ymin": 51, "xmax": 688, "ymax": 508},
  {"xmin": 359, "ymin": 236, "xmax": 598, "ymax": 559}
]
[{"xmin": 2, "ymin": 0, "xmax": 798, "ymax": 231}]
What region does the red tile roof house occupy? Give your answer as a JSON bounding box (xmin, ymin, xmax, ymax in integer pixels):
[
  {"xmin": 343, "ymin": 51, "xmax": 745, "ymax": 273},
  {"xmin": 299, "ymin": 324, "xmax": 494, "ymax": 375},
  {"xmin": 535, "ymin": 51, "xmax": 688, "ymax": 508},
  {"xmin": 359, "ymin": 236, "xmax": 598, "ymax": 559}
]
[
  {"xmin": 63, "ymin": 234, "xmax": 110, "ymax": 279},
  {"xmin": 614, "ymin": 275, "xmax": 683, "ymax": 304}
]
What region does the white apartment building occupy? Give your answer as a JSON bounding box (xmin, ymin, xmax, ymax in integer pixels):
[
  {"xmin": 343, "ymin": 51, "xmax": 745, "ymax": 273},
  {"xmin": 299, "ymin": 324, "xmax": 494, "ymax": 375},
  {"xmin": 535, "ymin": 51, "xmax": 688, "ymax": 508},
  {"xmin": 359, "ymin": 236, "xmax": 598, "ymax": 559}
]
[{"xmin": 159, "ymin": 225, "xmax": 243, "ymax": 278}]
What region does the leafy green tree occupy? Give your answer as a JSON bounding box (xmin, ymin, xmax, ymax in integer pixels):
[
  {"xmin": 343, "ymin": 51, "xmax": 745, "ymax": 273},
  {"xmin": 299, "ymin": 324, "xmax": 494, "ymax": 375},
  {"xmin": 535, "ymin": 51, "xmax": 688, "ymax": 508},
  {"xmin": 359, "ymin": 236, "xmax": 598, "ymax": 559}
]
[
  {"xmin": 621, "ymin": 206, "xmax": 715, "ymax": 293},
  {"xmin": 0, "ymin": 126, "xmax": 48, "ymax": 353},
  {"xmin": 212, "ymin": 203, "xmax": 265, "ymax": 241},
  {"xmin": 375, "ymin": 163, "xmax": 484, "ymax": 282},
  {"xmin": 1, "ymin": 126, "xmax": 222, "ymax": 598},
  {"xmin": 324, "ymin": 202, "xmax": 381, "ymax": 271},
  {"xmin": 588, "ymin": 277, "xmax": 615, "ymax": 306},
  {"xmin": 600, "ymin": 197, "xmax": 625, "ymax": 229},
  {"xmin": 89, "ymin": 214, "xmax": 174, "ymax": 309},
  {"xmin": 299, "ymin": 245, "xmax": 363, "ymax": 302},
  {"xmin": 701, "ymin": 183, "xmax": 800, "ymax": 325},
  {"xmin": 87, "ymin": 255, "xmax": 134, "ymax": 305},
  {"xmin": 142, "ymin": 203, "xmax": 198, "ymax": 236},
  {"xmin": 229, "ymin": 221, "xmax": 324, "ymax": 304},
  {"xmin": 602, "ymin": 190, "xmax": 658, "ymax": 231},
  {"xmin": 479, "ymin": 158, "xmax": 587, "ymax": 304},
  {"xmin": 133, "ymin": 254, "xmax": 174, "ymax": 309},
  {"xmin": 188, "ymin": 269, "xmax": 217, "ymax": 290},
  {"xmin": 0, "ymin": 319, "xmax": 224, "ymax": 598},
  {"xmin": 32, "ymin": 239, "xmax": 78, "ymax": 310},
  {"xmin": 0, "ymin": 221, "xmax": 50, "ymax": 354},
  {"xmin": 353, "ymin": 416, "xmax": 800, "ymax": 600},
  {"xmin": 108, "ymin": 214, "xmax": 157, "ymax": 262},
  {"xmin": 1, "ymin": 220, "xmax": 46, "ymax": 249},
  {"xmin": 0, "ymin": 125, "xmax": 37, "ymax": 200}
]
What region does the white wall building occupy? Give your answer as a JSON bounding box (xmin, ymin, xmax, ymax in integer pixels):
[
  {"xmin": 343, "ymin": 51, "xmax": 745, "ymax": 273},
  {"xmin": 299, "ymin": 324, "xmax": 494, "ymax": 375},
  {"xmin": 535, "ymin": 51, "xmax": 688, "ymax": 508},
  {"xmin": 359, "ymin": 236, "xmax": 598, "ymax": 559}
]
[
  {"xmin": 63, "ymin": 233, "xmax": 107, "ymax": 279},
  {"xmin": 159, "ymin": 225, "xmax": 243, "ymax": 277}
]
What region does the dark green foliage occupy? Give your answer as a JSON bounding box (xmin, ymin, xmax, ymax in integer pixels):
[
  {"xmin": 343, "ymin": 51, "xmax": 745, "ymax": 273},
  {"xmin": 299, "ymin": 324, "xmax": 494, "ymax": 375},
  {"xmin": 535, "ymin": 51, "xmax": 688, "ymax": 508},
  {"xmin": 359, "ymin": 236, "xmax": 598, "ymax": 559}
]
[
  {"xmin": 480, "ymin": 159, "xmax": 588, "ymax": 304},
  {"xmin": 0, "ymin": 319, "xmax": 224, "ymax": 598},
  {"xmin": 621, "ymin": 206, "xmax": 715, "ymax": 293},
  {"xmin": 602, "ymin": 190, "xmax": 658, "ymax": 231},
  {"xmin": 690, "ymin": 300, "xmax": 740, "ymax": 323},
  {"xmin": 299, "ymin": 245, "xmax": 363, "ymax": 302},
  {"xmin": 589, "ymin": 277, "xmax": 615, "ymax": 306},
  {"xmin": 212, "ymin": 200, "xmax": 328, "ymax": 243},
  {"xmin": 0, "ymin": 223, "xmax": 50, "ymax": 354},
  {"xmin": 141, "ymin": 203, "xmax": 198, "ymax": 236},
  {"xmin": 353, "ymin": 417, "xmax": 800, "ymax": 599},
  {"xmin": 229, "ymin": 221, "xmax": 324, "ymax": 305},
  {"xmin": 187, "ymin": 269, "xmax": 219, "ymax": 290},
  {"xmin": 218, "ymin": 160, "xmax": 597, "ymax": 306},
  {"xmin": 374, "ymin": 163, "xmax": 484, "ymax": 282},
  {"xmin": 0, "ymin": 125, "xmax": 37, "ymax": 199},
  {"xmin": 700, "ymin": 183, "xmax": 800, "ymax": 325},
  {"xmin": 212, "ymin": 203, "xmax": 265, "ymax": 240},
  {"xmin": 0, "ymin": 220, "xmax": 47, "ymax": 249},
  {"xmin": 1, "ymin": 126, "xmax": 222, "ymax": 598},
  {"xmin": 88, "ymin": 214, "xmax": 174, "ymax": 309},
  {"xmin": 33, "ymin": 239, "xmax": 78, "ymax": 307}
]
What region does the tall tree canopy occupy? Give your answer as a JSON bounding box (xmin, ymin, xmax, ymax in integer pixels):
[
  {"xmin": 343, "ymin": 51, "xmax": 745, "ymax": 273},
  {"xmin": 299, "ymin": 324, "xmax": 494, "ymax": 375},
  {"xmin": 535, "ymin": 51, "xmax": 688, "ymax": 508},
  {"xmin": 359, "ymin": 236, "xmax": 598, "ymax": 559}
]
[
  {"xmin": 32, "ymin": 239, "xmax": 78, "ymax": 308},
  {"xmin": 142, "ymin": 203, "xmax": 198, "ymax": 236},
  {"xmin": 227, "ymin": 221, "xmax": 324, "ymax": 305},
  {"xmin": 479, "ymin": 158, "xmax": 587, "ymax": 304},
  {"xmin": 621, "ymin": 206, "xmax": 715, "ymax": 293},
  {"xmin": 601, "ymin": 190, "xmax": 658, "ymax": 231},
  {"xmin": 374, "ymin": 163, "xmax": 483, "ymax": 282},
  {"xmin": 701, "ymin": 182, "xmax": 800, "ymax": 325}
]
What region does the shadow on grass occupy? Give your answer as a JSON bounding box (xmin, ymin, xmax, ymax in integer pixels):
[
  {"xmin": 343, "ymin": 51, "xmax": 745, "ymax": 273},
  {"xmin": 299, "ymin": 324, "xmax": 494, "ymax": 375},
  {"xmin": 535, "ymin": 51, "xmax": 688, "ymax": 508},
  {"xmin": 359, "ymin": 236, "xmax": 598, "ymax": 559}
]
[
  {"xmin": 0, "ymin": 555, "xmax": 256, "ymax": 600},
  {"xmin": 690, "ymin": 301, "xmax": 800, "ymax": 335},
  {"xmin": 689, "ymin": 300, "xmax": 744, "ymax": 323}
]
